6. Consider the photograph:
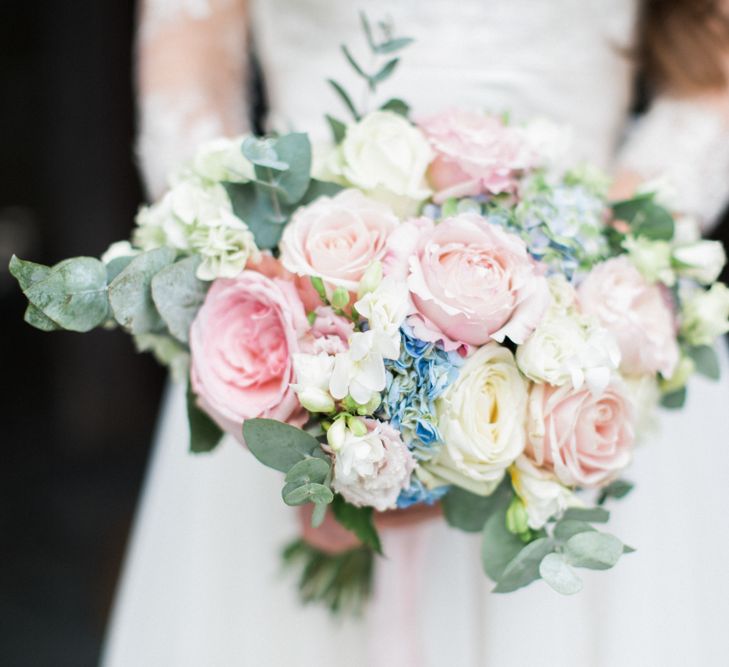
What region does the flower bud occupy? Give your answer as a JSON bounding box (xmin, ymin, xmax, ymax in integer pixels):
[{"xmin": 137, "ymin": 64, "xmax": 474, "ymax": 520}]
[
  {"xmin": 505, "ymin": 496, "xmax": 530, "ymax": 537},
  {"xmin": 326, "ymin": 417, "xmax": 347, "ymax": 452},
  {"xmin": 297, "ymin": 387, "xmax": 335, "ymax": 414},
  {"xmin": 346, "ymin": 415, "xmax": 368, "ymax": 437},
  {"xmin": 331, "ymin": 286, "xmax": 351, "ymax": 310},
  {"xmin": 357, "ymin": 261, "xmax": 383, "ymax": 298}
]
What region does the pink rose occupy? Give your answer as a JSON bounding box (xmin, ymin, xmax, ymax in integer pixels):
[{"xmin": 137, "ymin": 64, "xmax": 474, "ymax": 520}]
[
  {"xmin": 526, "ymin": 382, "xmax": 635, "ymax": 488},
  {"xmin": 578, "ymin": 257, "xmax": 679, "ymax": 378},
  {"xmin": 190, "ymin": 270, "xmax": 307, "ymax": 438},
  {"xmin": 280, "ymin": 188, "xmax": 398, "ymax": 291},
  {"xmin": 406, "ymin": 214, "xmax": 549, "ymax": 346},
  {"xmin": 300, "ymin": 306, "xmax": 354, "ymax": 355},
  {"xmin": 419, "ymin": 109, "xmax": 534, "ymax": 202}
]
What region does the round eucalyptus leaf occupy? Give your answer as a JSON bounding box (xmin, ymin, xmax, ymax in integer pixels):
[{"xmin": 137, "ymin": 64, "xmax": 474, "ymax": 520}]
[
  {"xmin": 553, "ymin": 519, "xmax": 596, "ymax": 543},
  {"xmin": 564, "ymin": 531, "xmax": 623, "ymax": 570},
  {"xmin": 285, "ymin": 457, "xmax": 331, "ymax": 486},
  {"xmin": 283, "ymin": 482, "xmax": 334, "ymax": 506},
  {"xmin": 539, "ymin": 552, "xmax": 583, "ymax": 595}
]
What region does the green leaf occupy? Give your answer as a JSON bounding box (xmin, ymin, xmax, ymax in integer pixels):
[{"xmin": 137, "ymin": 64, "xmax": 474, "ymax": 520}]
[
  {"xmin": 223, "ymin": 182, "xmax": 288, "ymax": 249},
  {"xmin": 325, "ymin": 114, "xmax": 347, "ymax": 144},
  {"xmin": 12, "ymin": 255, "xmax": 110, "ymax": 332},
  {"xmin": 310, "ymin": 276, "xmax": 328, "ymax": 304},
  {"xmin": 359, "ymin": 11, "xmax": 376, "ymax": 51},
  {"xmin": 150, "ymin": 255, "xmax": 208, "ymax": 343},
  {"xmin": 311, "ymin": 502, "xmax": 328, "ymax": 528},
  {"xmin": 241, "ymin": 136, "xmax": 289, "ymax": 170},
  {"xmin": 539, "ymin": 552, "xmax": 583, "ymax": 595},
  {"xmin": 493, "ymin": 537, "xmax": 556, "ymax": 593},
  {"xmin": 371, "ymin": 57, "xmax": 399, "ymax": 85},
  {"xmin": 561, "ymin": 507, "xmax": 610, "ymax": 523},
  {"xmin": 564, "ymin": 531, "xmax": 624, "ymax": 570},
  {"xmin": 661, "ymin": 386, "xmax": 687, "ymax": 409},
  {"xmin": 553, "ymin": 519, "xmax": 596, "ymax": 543},
  {"xmin": 186, "ymin": 383, "xmax": 223, "ymax": 453},
  {"xmin": 285, "ymin": 457, "xmax": 331, "ymax": 486},
  {"xmin": 242, "ymin": 418, "xmax": 323, "ymax": 473},
  {"xmin": 598, "ymin": 479, "xmax": 635, "ymax": 505},
  {"xmin": 300, "ymin": 179, "xmax": 344, "ymax": 206},
  {"xmin": 106, "ymin": 255, "xmax": 135, "ymax": 283},
  {"xmin": 327, "ymin": 79, "xmax": 360, "ymax": 120},
  {"xmin": 687, "ymin": 345, "xmax": 720, "ymax": 380},
  {"xmin": 269, "ymin": 133, "xmax": 312, "ymax": 204},
  {"xmin": 283, "ymin": 482, "xmax": 334, "ymax": 506},
  {"xmin": 481, "ymin": 504, "xmax": 524, "ymax": 582},
  {"xmin": 441, "ymin": 198, "xmax": 458, "ymax": 218},
  {"xmin": 331, "ymin": 495, "xmax": 382, "ymax": 555},
  {"xmin": 375, "ymin": 37, "xmax": 414, "ymax": 54},
  {"xmin": 108, "ymin": 247, "xmax": 175, "ymax": 334},
  {"xmin": 379, "ymin": 98, "xmax": 410, "ymax": 117},
  {"xmin": 341, "ymin": 45, "xmax": 368, "ymax": 80},
  {"xmin": 612, "ymin": 196, "xmax": 674, "ymax": 241},
  {"xmin": 442, "ymin": 477, "xmax": 512, "ymax": 532}
]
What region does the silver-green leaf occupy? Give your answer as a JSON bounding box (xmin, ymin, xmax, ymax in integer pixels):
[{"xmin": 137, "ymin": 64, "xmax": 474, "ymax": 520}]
[
  {"xmin": 539, "ymin": 552, "xmax": 583, "ymax": 595},
  {"xmin": 492, "ymin": 537, "xmax": 556, "ymax": 593},
  {"xmin": 243, "ymin": 418, "xmax": 323, "ymax": 473},
  {"xmin": 564, "ymin": 531, "xmax": 624, "ymax": 570}
]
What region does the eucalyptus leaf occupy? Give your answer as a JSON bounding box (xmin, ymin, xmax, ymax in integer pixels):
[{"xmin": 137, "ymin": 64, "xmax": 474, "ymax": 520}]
[
  {"xmin": 241, "ymin": 136, "xmax": 289, "ymax": 170},
  {"xmin": 442, "ymin": 478, "xmax": 512, "ymax": 533},
  {"xmin": 561, "ymin": 507, "xmax": 610, "ymax": 523},
  {"xmin": 223, "ymin": 182, "xmax": 289, "ymax": 249},
  {"xmin": 661, "ymin": 386, "xmax": 687, "ymax": 409},
  {"xmin": 327, "ymin": 79, "xmax": 359, "ymax": 120},
  {"xmin": 13, "ymin": 255, "xmax": 110, "ymax": 332},
  {"xmin": 108, "ymin": 247, "xmax": 175, "ymax": 334},
  {"xmin": 493, "ymin": 537, "xmax": 556, "ymax": 593},
  {"xmin": 331, "ymin": 495, "xmax": 382, "ymax": 554},
  {"xmin": 242, "ymin": 418, "xmax": 323, "ymax": 473},
  {"xmin": 311, "ymin": 502, "xmax": 328, "ymax": 528},
  {"xmin": 612, "ymin": 196, "xmax": 674, "ymax": 241},
  {"xmin": 106, "ymin": 256, "xmax": 135, "ymax": 283},
  {"xmin": 553, "ymin": 519, "xmax": 596, "ymax": 543},
  {"xmin": 375, "ymin": 37, "xmax": 414, "ymax": 54},
  {"xmin": 269, "ymin": 133, "xmax": 312, "ymax": 204},
  {"xmin": 564, "ymin": 531, "xmax": 624, "ymax": 570},
  {"xmin": 151, "ymin": 255, "xmax": 208, "ymax": 343},
  {"xmin": 300, "ymin": 179, "xmax": 344, "ymax": 206},
  {"xmin": 325, "ymin": 114, "xmax": 347, "ymax": 144},
  {"xmin": 371, "ymin": 57, "xmax": 399, "ymax": 85},
  {"xmin": 687, "ymin": 345, "xmax": 720, "ymax": 380},
  {"xmin": 285, "ymin": 457, "xmax": 331, "ymax": 486},
  {"xmin": 539, "ymin": 552, "xmax": 583, "ymax": 595},
  {"xmin": 283, "ymin": 482, "xmax": 334, "ymax": 506},
  {"xmin": 341, "ymin": 45, "xmax": 368, "ymax": 80},
  {"xmin": 359, "ymin": 11, "xmax": 376, "ymax": 51},
  {"xmin": 598, "ymin": 479, "xmax": 634, "ymax": 505},
  {"xmin": 186, "ymin": 383, "xmax": 223, "ymax": 454},
  {"xmin": 481, "ymin": 504, "xmax": 524, "ymax": 582}
]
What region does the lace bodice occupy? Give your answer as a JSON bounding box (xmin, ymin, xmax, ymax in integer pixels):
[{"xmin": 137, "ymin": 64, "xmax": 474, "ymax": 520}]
[{"xmin": 136, "ymin": 0, "xmax": 729, "ymax": 227}]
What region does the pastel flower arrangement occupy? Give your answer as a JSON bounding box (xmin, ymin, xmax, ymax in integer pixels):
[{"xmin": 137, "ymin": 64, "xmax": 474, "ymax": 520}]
[{"xmin": 11, "ymin": 16, "xmax": 729, "ymax": 611}]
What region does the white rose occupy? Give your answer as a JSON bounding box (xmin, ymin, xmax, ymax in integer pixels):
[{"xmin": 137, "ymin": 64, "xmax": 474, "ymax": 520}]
[
  {"xmin": 291, "ymin": 352, "xmax": 336, "ymax": 413},
  {"xmin": 331, "ymin": 418, "xmax": 415, "ymax": 511},
  {"xmin": 680, "ymin": 283, "xmax": 729, "ymax": 346},
  {"xmin": 188, "ymin": 135, "xmax": 254, "ymax": 184},
  {"xmin": 623, "ymin": 235, "xmax": 675, "ymax": 286},
  {"xmin": 354, "ymin": 277, "xmax": 410, "ymax": 360},
  {"xmin": 516, "ymin": 310, "xmax": 621, "ymax": 395},
  {"xmin": 425, "ymin": 343, "xmax": 528, "ymax": 495},
  {"xmin": 510, "ymin": 456, "xmax": 579, "ymax": 529},
  {"xmin": 339, "ymin": 111, "xmax": 432, "ymax": 216},
  {"xmin": 672, "ymin": 240, "xmax": 727, "ymax": 285}
]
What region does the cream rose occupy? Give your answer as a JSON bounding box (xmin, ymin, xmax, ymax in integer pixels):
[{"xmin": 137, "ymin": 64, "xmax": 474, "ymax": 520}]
[
  {"xmin": 425, "ymin": 343, "xmax": 528, "ymax": 495},
  {"xmin": 279, "ymin": 189, "xmax": 397, "ymax": 291}
]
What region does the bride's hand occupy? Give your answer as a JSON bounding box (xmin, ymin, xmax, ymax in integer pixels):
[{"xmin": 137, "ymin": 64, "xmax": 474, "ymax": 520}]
[{"xmin": 298, "ymin": 503, "xmax": 442, "ymax": 555}]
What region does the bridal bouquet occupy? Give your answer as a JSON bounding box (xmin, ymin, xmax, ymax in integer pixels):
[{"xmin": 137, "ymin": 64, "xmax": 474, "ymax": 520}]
[{"xmin": 12, "ymin": 15, "xmax": 729, "ymax": 611}]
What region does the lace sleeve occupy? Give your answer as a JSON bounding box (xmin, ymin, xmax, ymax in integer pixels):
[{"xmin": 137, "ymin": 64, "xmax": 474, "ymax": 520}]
[
  {"xmin": 136, "ymin": 0, "xmax": 250, "ymax": 199},
  {"xmin": 615, "ymin": 97, "xmax": 729, "ymax": 232}
]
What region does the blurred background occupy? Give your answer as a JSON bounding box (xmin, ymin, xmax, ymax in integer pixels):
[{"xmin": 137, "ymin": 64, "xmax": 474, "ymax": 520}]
[{"xmin": 1, "ymin": 2, "xmax": 728, "ymax": 666}]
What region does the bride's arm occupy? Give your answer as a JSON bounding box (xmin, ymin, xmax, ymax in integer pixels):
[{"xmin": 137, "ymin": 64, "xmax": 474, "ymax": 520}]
[{"xmin": 136, "ymin": 0, "xmax": 250, "ymax": 199}]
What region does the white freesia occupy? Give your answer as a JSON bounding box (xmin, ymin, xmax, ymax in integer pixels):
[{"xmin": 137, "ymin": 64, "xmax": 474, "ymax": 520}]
[
  {"xmin": 623, "ymin": 235, "xmax": 675, "ymax": 286},
  {"xmin": 680, "ymin": 283, "xmax": 729, "ymax": 346},
  {"xmin": 425, "ymin": 343, "xmax": 528, "ymax": 495},
  {"xmin": 101, "ymin": 240, "xmax": 138, "ymax": 264},
  {"xmin": 291, "ymin": 352, "xmax": 336, "ymax": 413},
  {"xmin": 672, "ymin": 240, "xmax": 726, "ymax": 285},
  {"xmin": 329, "ymin": 332, "xmax": 387, "ymax": 406},
  {"xmin": 510, "ymin": 456, "xmax": 579, "ymax": 529},
  {"xmin": 330, "ymin": 418, "xmax": 414, "ymax": 511},
  {"xmin": 337, "ymin": 111, "xmax": 433, "ymax": 216},
  {"xmin": 354, "ymin": 277, "xmax": 410, "ymax": 360}
]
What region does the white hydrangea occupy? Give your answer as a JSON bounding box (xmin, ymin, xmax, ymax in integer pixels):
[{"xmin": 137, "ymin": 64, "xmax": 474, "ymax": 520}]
[{"xmin": 328, "ymin": 418, "xmax": 414, "ymax": 511}]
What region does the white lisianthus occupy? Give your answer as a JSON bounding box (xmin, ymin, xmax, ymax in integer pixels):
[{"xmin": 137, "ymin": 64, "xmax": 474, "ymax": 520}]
[
  {"xmin": 354, "ymin": 277, "xmax": 410, "ymax": 359},
  {"xmin": 133, "ymin": 179, "xmax": 259, "ymax": 280},
  {"xmin": 672, "ymin": 240, "xmax": 727, "ymax": 285},
  {"xmin": 337, "ymin": 111, "xmax": 433, "ymax": 216},
  {"xmin": 291, "ymin": 352, "xmax": 336, "ymax": 413},
  {"xmin": 623, "ymin": 235, "xmax": 675, "ymax": 286},
  {"xmin": 425, "ymin": 343, "xmax": 528, "ymax": 495},
  {"xmin": 510, "ymin": 456, "xmax": 579, "ymax": 529},
  {"xmin": 101, "ymin": 240, "xmax": 138, "ymax": 264},
  {"xmin": 330, "ymin": 418, "xmax": 414, "ymax": 511},
  {"xmin": 680, "ymin": 283, "xmax": 729, "ymax": 346},
  {"xmin": 329, "ymin": 332, "xmax": 387, "ymax": 406}
]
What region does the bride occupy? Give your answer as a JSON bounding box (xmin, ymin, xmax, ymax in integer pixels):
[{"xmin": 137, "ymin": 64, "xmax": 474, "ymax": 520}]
[{"xmin": 104, "ymin": 1, "xmax": 729, "ymax": 665}]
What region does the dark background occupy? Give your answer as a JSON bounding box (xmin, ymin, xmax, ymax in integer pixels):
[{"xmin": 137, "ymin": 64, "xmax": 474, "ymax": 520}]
[{"xmin": 1, "ymin": 2, "xmax": 728, "ymax": 666}]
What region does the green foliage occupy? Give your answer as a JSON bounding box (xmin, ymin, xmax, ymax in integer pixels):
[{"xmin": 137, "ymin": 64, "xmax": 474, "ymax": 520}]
[
  {"xmin": 442, "ymin": 478, "xmax": 512, "ymax": 532},
  {"xmin": 10, "ymin": 255, "xmax": 109, "ymax": 332},
  {"xmin": 563, "ymin": 531, "xmax": 624, "ymax": 570},
  {"xmin": 561, "ymin": 506, "xmax": 610, "ymax": 523},
  {"xmin": 186, "ymin": 383, "xmax": 223, "ymax": 453},
  {"xmin": 661, "ymin": 386, "xmax": 687, "ymax": 409},
  {"xmin": 598, "ymin": 479, "xmax": 635, "ymax": 505},
  {"xmin": 481, "ymin": 505, "xmax": 526, "ymax": 582},
  {"xmin": 242, "ymin": 418, "xmax": 324, "ymax": 473},
  {"xmin": 539, "ymin": 552, "xmax": 583, "ymax": 595},
  {"xmin": 553, "ymin": 519, "xmax": 596, "ymax": 543},
  {"xmin": 325, "ymin": 114, "xmax": 347, "ymax": 143},
  {"xmin": 331, "ymin": 495, "xmax": 383, "ymax": 555},
  {"xmin": 282, "ymin": 538, "xmax": 374, "ymax": 615},
  {"xmin": 150, "ymin": 255, "xmax": 208, "ymax": 343},
  {"xmin": 612, "ymin": 194, "xmax": 674, "ymax": 241},
  {"xmin": 492, "ymin": 537, "xmax": 556, "ymax": 593},
  {"xmin": 686, "ymin": 345, "xmax": 720, "ymax": 380},
  {"xmin": 108, "ymin": 247, "xmax": 176, "ymax": 334},
  {"xmin": 379, "ymin": 98, "xmax": 410, "ymax": 117},
  {"xmin": 282, "ymin": 482, "xmax": 334, "ymax": 506}
]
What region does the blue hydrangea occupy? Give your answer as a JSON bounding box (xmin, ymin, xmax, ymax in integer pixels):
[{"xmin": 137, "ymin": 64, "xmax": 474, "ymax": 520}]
[
  {"xmin": 397, "ymin": 477, "xmax": 450, "ymax": 509},
  {"xmin": 378, "ymin": 327, "xmax": 462, "ymax": 461}
]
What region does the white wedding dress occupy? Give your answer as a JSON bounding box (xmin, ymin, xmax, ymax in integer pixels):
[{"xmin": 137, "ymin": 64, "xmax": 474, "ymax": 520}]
[{"xmin": 103, "ymin": 1, "xmax": 729, "ymax": 666}]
